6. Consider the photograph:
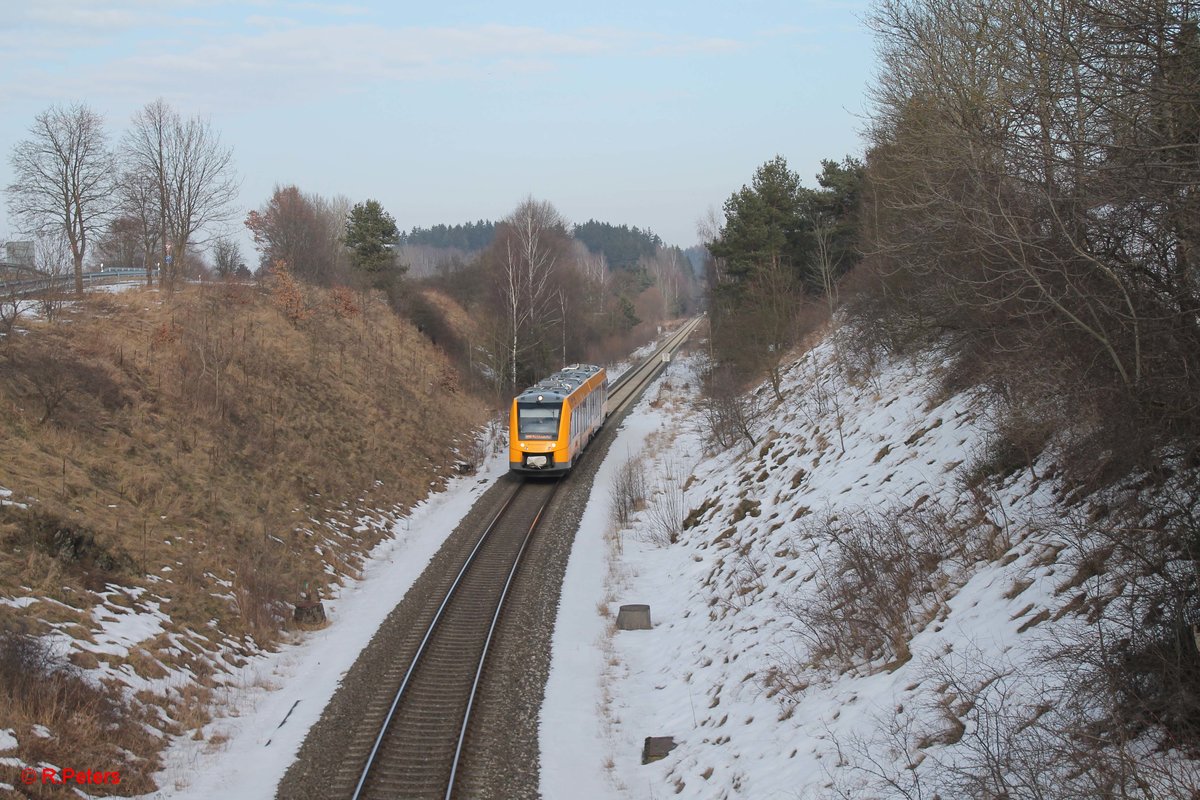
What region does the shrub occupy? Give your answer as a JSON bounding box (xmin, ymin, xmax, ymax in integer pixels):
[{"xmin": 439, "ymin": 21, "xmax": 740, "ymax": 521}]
[
  {"xmin": 611, "ymin": 455, "xmax": 648, "ymax": 528},
  {"xmin": 644, "ymin": 454, "xmax": 686, "ymax": 546},
  {"xmin": 775, "ymin": 500, "xmax": 989, "ymax": 676}
]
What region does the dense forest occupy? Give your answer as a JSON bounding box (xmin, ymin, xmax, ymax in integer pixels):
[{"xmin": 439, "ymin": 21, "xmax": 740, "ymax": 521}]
[
  {"xmin": 572, "ymin": 220, "xmax": 664, "ymax": 270},
  {"xmin": 398, "ymin": 220, "xmax": 496, "ymax": 252}
]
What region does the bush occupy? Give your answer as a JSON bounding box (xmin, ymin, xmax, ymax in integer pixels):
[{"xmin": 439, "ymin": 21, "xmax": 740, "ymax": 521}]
[
  {"xmin": 0, "ymin": 627, "xmax": 158, "ymax": 795},
  {"xmin": 644, "ymin": 454, "xmax": 686, "ymax": 546},
  {"xmin": 775, "ymin": 500, "xmax": 995, "ymax": 676},
  {"xmin": 610, "ymin": 455, "xmax": 647, "ymax": 528}
]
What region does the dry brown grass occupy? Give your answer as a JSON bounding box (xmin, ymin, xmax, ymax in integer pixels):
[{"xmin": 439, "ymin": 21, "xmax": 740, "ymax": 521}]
[
  {"xmin": 0, "ymin": 629, "xmax": 161, "ymax": 796},
  {"xmin": 0, "ymin": 281, "xmax": 485, "ymax": 791}
]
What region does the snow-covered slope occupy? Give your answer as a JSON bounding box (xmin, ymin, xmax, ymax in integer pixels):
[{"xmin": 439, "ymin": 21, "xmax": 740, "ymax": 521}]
[{"xmin": 540, "ymin": 334, "xmax": 1128, "ymax": 799}]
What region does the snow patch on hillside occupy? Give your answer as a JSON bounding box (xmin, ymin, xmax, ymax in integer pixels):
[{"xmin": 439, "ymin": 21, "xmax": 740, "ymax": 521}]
[{"xmin": 541, "ymin": 336, "xmax": 1085, "ymax": 799}]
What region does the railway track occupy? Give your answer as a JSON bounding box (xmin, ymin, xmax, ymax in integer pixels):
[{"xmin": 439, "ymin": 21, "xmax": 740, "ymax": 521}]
[
  {"xmin": 607, "ymin": 315, "xmax": 704, "ymax": 411},
  {"xmin": 333, "ymin": 316, "xmax": 703, "ymax": 800},
  {"xmin": 350, "ymin": 479, "xmax": 557, "ymax": 799}
]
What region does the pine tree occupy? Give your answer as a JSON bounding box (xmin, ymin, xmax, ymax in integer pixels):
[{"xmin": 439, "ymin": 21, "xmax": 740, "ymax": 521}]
[{"xmin": 344, "ymin": 199, "xmax": 401, "ymax": 274}]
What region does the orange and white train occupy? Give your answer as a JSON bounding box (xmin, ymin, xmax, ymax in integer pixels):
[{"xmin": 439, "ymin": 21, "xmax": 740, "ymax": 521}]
[{"xmin": 509, "ymin": 364, "xmax": 607, "ymax": 475}]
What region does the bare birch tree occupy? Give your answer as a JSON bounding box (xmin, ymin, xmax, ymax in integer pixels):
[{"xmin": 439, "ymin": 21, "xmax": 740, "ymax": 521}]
[
  {"xmin": 6, "ymin": 103, "xmax": 114, "ymax": 296},
  {"xmin": 33, "ymin": 232, "xmax": 71, "ymax": 322},
  {"xmin": 496, "ymin": 196, "xmax": 568, "ymax": 387}
]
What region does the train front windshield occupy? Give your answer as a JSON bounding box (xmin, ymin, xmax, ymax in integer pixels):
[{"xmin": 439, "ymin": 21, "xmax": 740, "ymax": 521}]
[{"xmin": 517, "ymin": 402, "xmax": 562, "ymax": 440}]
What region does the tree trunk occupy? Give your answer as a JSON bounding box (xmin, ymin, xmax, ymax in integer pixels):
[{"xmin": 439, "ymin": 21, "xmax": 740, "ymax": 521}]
[{"xmin": 73, "ymin": 252, "xmax": 84, "ymax": 298}]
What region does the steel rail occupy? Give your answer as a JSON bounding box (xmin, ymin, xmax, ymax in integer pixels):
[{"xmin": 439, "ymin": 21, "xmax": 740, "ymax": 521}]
[
  {"xmin": 606, "ymin": 314, "xmax": 703, "ymax": 411},
  {"xmin": 347, "ymin": 316, "xmax": 699, "ymax": 799},
  {"xmin": 606, "ymin": 315, "xmax": 701, "ymax": 398},
  {"xmin": 443, "ymin": 483, "xmax": 556, "ymax": 798},
  {"xmin": 349, "ymin": 481, "xmax": 525, "ymax": 800},
  {"xmin": 350, "ymin": 479, "xmax": 559, "ymax": 796}
]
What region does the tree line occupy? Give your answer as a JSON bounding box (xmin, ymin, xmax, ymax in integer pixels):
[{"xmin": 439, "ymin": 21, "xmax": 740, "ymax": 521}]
[
  {"xmin": 703, "ymin": 0, "xmax": 1199, "ymax": 478},
  {"xmin": 702, "ymin": 154, "xmax": 864, "ymax": 402},
  {"xmin": 399, "ymin": 221, "xmax": 496, "ymax": 251},
  {"xmin": 6, "ymin": 101, "xmax": 697, "ymax": 404},
  {"xmin": 408, "ymin": 198, "xmax": 701, "ymax": 401}
]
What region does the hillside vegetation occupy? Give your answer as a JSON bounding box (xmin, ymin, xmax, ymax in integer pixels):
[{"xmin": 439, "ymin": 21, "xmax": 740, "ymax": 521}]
[
  {"xmin": 548, "ymin": 330, "xmax": 1198, "ymax": 797},
  {"xmin": 692, "ymin": 2, "xmax": 1200, "ymax": 791},
  {"xmin": 0, "ymin": 279, "xmax": 484, "ymax": 794}
]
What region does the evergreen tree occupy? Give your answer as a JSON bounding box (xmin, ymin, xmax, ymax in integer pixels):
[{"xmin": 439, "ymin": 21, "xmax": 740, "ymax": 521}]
[
  {"xmin": 345, "ymin": 199, "xmax": 401, "ymax": 274},
  {"xmin": 709, "ymin": 155, "xmax": 809, "ymax": 290},
  {"xmin": 573, "ymin": 220, "xmax": 663, "ymax": 268}
]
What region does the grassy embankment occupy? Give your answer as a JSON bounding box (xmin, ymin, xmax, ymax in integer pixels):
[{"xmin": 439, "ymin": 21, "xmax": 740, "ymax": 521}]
[{"xmin": 0, "ymin": 278, "xmax": 485, "ymax": 795}]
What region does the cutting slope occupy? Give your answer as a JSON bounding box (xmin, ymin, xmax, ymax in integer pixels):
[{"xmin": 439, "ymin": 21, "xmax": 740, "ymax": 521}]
[{"xmin": 541, "ymin": 330, "xmax": 1199, "ymax": 798}]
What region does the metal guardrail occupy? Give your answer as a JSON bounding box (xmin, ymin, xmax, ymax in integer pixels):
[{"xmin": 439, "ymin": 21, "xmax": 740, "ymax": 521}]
[{"xmin": 0, "ymin": 269, "xmax": 159, "ymax": 298}]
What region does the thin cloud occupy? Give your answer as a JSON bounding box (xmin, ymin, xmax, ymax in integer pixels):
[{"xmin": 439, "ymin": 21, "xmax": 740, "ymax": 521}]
[
  {"xmin": 647, "ymin": 37, "xmax": 743, "ymax": 56},
  {"xmin": 0, "ymin": 17, "xmax": 749, "ymax": 112},
  {"xmin": 288, "ymin": 1, "xmax": 371, "ymax": 15},
  {"xmin": 22, "ymin": 7, "xmax": 143, "ymax": 29},
  {"xmin": 244, "ymin": 15, "xmax": 303, "ymax": 29},
  {"xmin": 756, "ymin": 24, "xmax": 819, "ymax": 37}
]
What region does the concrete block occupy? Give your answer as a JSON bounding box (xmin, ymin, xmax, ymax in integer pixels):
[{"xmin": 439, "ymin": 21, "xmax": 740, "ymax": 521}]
[
  {"xmin": 617, "ymin": 603, "xmax": 652, "ymax": 630},
  {"xmin": 642, "ymin": 736, "xmax": 677, "ymax": 764}
]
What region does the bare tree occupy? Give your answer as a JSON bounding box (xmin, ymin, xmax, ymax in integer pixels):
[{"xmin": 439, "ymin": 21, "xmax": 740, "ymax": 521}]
[
  {"xmin": 493, "ymin": 196, "xmax": 569, "ymax": 387},
  {"xmin": 314, "ymin": 193, "xmax": 352, "ymax": 281},
  {"xmin": 211, "ymin": 236, "xmax": 242, "ymax": 279},
  {"xmin": 124, "ymin": 99, "xmax": 239, "ymax": 289},
  {"xmin": 123, "ymin": 100, "xmax": 171, "ymax": 287},
  {"xmin": 6, "ymin": 103, "xmax": 114, "ymax": 296},
  {"xmin": 862, "ymin": 0, "xmax": 1200, "ymax": 463},
  {"xmin": 94, "ymin": 215, "xmax": 147, "ymax": 271},
  {"xmin": 34, "ymin": 232, "xmax": 72, "ymax": 322},
  {"xmin": 114, "ymin": 167, "xmax": 162, "ymax": 283},
  {"xmin": 646, "ymin": 247, "xmax": 688, "ymax": 317}
]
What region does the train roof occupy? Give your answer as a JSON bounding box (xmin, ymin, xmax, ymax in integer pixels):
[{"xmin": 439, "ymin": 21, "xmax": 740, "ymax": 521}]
[{"xmin": 515, "ymin": 364, "xmax": 604, "ymax": 403}]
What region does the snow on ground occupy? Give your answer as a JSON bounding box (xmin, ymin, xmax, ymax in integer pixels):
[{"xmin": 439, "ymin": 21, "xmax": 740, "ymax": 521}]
[
  {"xmin": 135, "ymin": 446, "xmax": 509, "ymax": 799},
  {"xmin": 0, "ymin": 486, "xmax": 27, "ymax": 511},
  {"xmin": 92, "ymin": 280, "xmax": 152, "ymax": 294},
  {"xmin": 541, "ymin": 336, "xmax": 1077, "ymax": 799},
  {"xmin": 2, "ymin": 321, "xmax": 1108, "ymax": 797}
]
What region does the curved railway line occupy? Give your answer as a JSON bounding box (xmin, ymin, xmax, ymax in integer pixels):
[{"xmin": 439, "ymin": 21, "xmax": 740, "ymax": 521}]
[{"xmin": 292, "ymin": 316, "xmax": 702, "ymax": 800}]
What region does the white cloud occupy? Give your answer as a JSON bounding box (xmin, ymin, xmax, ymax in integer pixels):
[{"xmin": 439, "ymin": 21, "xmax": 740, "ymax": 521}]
[
  {"xmin": 0, "ymin": 13, "xmax": 747, "ymax": 114},
  {"xmin": 287, "ymin": 1, "xmax": 370, "ymax": 15},
  {"xmin": 646, "ymin": 36, "xmax": 743, "ymax": 56},
  {"xmin": 244, "ymin": 15, "xmax": 302, "ymax": 30}
]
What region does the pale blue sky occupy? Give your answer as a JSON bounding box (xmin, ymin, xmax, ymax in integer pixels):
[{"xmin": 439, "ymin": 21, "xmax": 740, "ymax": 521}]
[{"xmin": 0, "ymin": 0, "xmax": 875, "ymax": 252}]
